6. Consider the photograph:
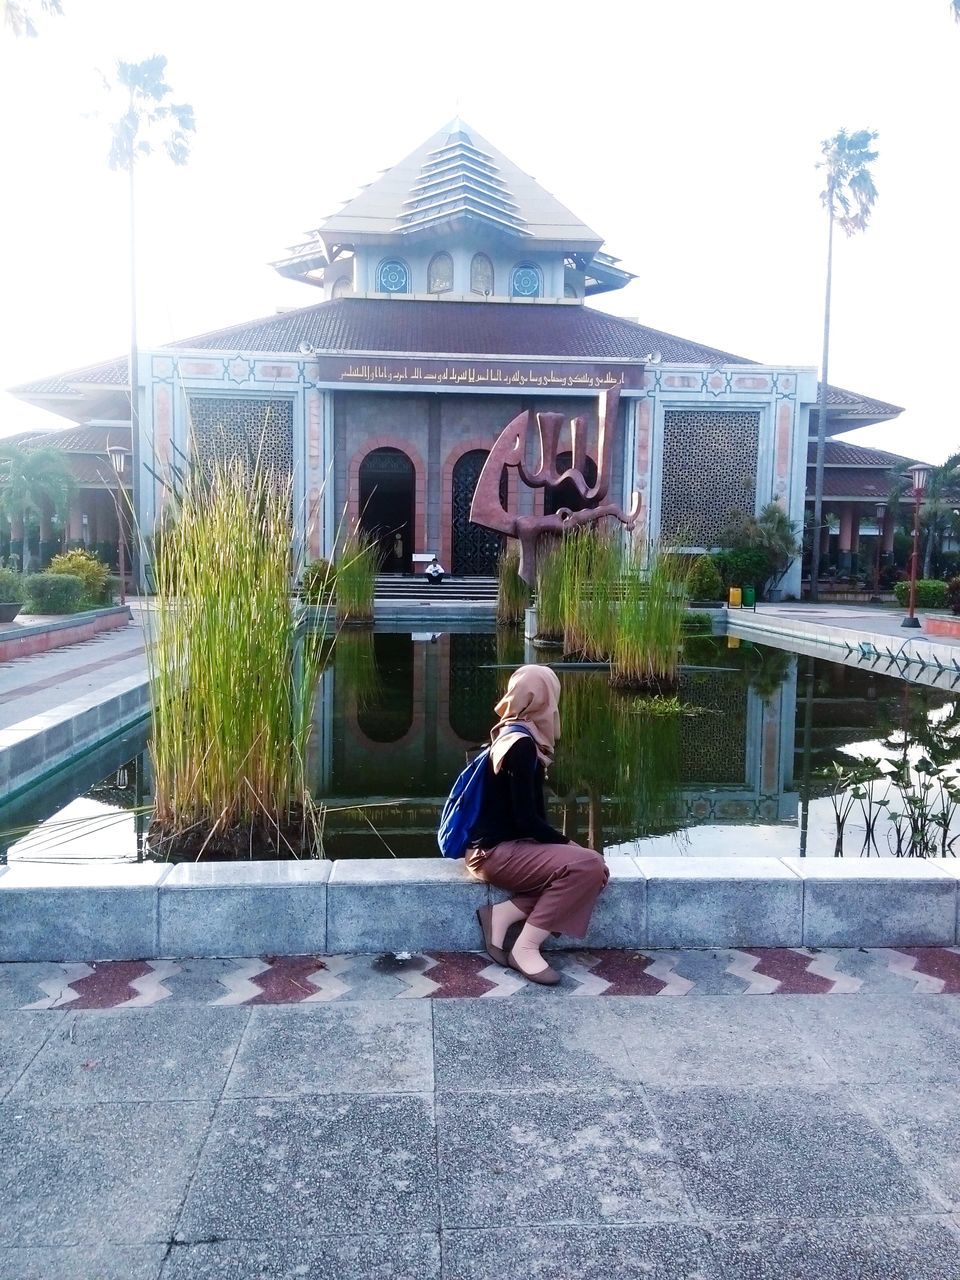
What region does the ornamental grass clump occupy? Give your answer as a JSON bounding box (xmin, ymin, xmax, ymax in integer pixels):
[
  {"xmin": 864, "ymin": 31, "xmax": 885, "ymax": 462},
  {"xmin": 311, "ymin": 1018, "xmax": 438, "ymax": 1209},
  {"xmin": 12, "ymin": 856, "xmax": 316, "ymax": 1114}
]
[
  {"xmin": 534, "ymin": 537, "xmax": 564, "ymax": 643},
  {"xmin": 558, "ymin": 526, "xmax": 621, "ymax": 660},
  {"xmin": 148, "ymin": 458, "xmax": 326, "ymax": 859},
  {"xmin": 496, "ymin": 545, "xmax": 528, "ymax": 625},
  {"xmin": 335, "ymin": 532, "xmax": 379, "ymax": 623},
  {"xmin": 611, "ymin": 540, "xmax": 689, "ymax": 693},
  {"xmin": 48, "ymin": 548, "xmax": 111, "ymax": 607}
]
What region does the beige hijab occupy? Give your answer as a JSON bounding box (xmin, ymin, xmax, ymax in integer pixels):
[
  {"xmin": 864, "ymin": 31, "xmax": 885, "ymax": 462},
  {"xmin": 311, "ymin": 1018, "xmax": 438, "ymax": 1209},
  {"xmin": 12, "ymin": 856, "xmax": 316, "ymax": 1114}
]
[{"xmin": 489, "ymin": 664, "xmax": 561, "ymax": 773}]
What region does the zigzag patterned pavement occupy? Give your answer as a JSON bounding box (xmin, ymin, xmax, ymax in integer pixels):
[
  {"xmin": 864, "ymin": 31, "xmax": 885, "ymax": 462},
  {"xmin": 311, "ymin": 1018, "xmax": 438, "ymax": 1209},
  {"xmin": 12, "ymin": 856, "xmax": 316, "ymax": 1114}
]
[{"xmin": 1, "ymin": 945, "xmax": 960, "ymax": 1009}]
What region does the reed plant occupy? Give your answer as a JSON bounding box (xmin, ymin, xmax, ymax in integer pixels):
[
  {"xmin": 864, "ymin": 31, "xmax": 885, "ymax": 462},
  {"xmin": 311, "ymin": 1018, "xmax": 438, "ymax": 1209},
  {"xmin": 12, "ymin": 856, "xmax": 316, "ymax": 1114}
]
[
  {"xmin": 334, "ymin": 531, "xmax": 379, "ymax": 623},
  {"xmin": 558, "ymin": 526, "xmax": 621, "ymax": 660},
  {"xmin": 333, "ymin": 626, "xmax": 381, "ymax": 711},
  {"xmin": 496, "ymin": 545, "xmax": 528, "ymax": 625},
  {"xmin": 534, "ymin": 536, "xmax": 564, "ymax": 643},
  {"xmin": 611, "ymin": 539, "xmax": 689, "ymax": 692},
  {"xmin": 148, "ymin": 457, "xmax": 327, "ymax": 857}
]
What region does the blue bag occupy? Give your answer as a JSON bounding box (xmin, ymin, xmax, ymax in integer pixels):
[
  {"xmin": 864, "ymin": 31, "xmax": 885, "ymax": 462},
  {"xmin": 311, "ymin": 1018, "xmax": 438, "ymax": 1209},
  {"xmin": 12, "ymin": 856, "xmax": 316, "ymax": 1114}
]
[{"xmin": 437, "ymin": 727, "xmax": 532, "ymax": 858}]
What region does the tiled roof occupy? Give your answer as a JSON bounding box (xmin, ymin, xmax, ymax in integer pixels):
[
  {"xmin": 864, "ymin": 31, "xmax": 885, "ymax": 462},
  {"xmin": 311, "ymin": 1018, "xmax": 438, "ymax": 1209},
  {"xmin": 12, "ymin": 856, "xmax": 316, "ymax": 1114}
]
[
  {"xmin": 307, "ymin": 121, "xmax": 603, "ymax": 248},
  {"xmin": 806, "ymin": 440, "xmax": 912, "ymax": 468},
  {"xmin": 809, "ymin": 469, "xmax": 899, "ymax": 500},
  {"xmin": 9, "ymin": 299, "xmax": 903, "ymax": 425},
  {"xmin": 1, "ymin": 423, "xmax": 130, "ymax": 453},
  {"xmin": 824, "ymin": 383, "xmax": 905, "ymax": 417}
]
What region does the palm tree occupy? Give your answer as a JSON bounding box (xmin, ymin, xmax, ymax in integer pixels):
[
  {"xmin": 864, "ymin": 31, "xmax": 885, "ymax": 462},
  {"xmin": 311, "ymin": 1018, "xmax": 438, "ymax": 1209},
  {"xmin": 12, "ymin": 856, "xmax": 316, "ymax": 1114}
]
[
  {"xmin": 2, "ymin": 0, "xmax": 62, "ymax": 38},
  {"xmin": 106, "ymin": 55, "xmax": 194, "ymax": 584},
  {"xmin": 0, "ymin": 445, "xmax": 74, "ymax": 568},
  {"xmin": 889, "ymin": 454, "xmax": 960, "ymax": 578},
  {"xmin": 809, "ymin": 128, "xmax": 879, "ymax": 602}
]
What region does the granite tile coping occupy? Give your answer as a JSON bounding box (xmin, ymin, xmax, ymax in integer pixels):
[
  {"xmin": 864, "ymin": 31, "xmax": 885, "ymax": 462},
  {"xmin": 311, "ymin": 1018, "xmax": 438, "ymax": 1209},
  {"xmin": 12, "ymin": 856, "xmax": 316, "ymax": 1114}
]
[
  {"xmin": 635, "ymin": 856, "xmax": 802, "ymax": 881},
  {"xmin": 0, "ymin": 671, "xmax": 149, "ymax": 750},
  {"xmin": 0, "ymin": 863, "xmax": 171, "ymax": 889},
  {"xmin": 328, "ymin": 858, "xmax": 475, "ymax": 884},
  {"xmin": 162, "ymin": 860, "xmax": 331, "ymax": 888},
  {"xmin": 780, "ymin": 857, "xmax": 956, "ymax": 881}
]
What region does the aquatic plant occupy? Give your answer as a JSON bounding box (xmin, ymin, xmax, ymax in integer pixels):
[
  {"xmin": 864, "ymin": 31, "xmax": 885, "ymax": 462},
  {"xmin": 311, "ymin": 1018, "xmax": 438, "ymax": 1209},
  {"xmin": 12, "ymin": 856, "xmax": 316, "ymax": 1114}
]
[
  {"xmin": 334, "ymin": 531, "xmax": 379, "ymax": 623},
  {"xmin": 610, "ymin": 539, "xmax": 689, "ymax": 692},
  {"xmin": 496, "ymin": 545, "xmax": 528, "ymax": 625},
  {"xmin": 558, "ymin": 526, "xmax": 620, "ymax": 661},
  {"xmin": 333, "ymin": 627, "xmax": 380, "ymax": 712},
  {"xmin": 148, "ymin": 457, "xmax": 327, "ymax": 858},
  {"xmin": 534, "ymin": 536, "xmax": 564, "ymax": 643}
]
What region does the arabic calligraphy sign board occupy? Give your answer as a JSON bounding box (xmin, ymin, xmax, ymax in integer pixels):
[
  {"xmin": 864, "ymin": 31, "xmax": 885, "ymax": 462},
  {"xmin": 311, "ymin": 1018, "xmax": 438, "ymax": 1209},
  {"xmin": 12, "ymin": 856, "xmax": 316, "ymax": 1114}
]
[{"xmin": 315, "ymin": 356, "xmax": 645, "ymax": 392}]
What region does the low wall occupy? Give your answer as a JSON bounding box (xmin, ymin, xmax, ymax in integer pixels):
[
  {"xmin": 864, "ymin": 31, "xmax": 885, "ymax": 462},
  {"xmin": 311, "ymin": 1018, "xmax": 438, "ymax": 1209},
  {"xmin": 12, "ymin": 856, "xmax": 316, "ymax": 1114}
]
[
  {"xmin": 0, "ymin": 671, "xmax": 150, "ymax": 803},
  {"xmin": 924, "ymin": 615, "xmax": 960, "ymax": 639},
  {"xmin": 0, "ymin": 606, "xmax": 131, "ymax": 663},
  {"xmin": 0, "ymin": 854, "xmax": 958, "ymax": 962}
]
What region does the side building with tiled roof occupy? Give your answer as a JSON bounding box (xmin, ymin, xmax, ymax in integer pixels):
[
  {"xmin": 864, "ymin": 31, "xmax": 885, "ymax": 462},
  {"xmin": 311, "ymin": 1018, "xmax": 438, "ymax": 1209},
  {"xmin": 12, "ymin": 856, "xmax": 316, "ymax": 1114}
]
[{"xmin": 9, "ymin": 121, "xmax": 903, "ymax": 595}]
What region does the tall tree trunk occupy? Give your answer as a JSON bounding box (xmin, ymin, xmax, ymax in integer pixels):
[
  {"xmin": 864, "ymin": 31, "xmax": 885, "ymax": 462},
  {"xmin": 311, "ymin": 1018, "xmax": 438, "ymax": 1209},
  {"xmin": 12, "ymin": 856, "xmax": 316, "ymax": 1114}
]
[
  {"xmin": 128, "ymin": 155, "xmax": 141, "ymax": 589},
  {"xmin": 10, "ymin": 512, "xmax": 25, "ymax": 571},
  {"xmin": 810, "ymin": 202, "xmax": 835, "ymax": 603},
  {"xmin": 38, "ymin": 498, "xmax": 55, "ymax": 567},
  {"xmin": 923, "ymin": 522, "xmax": 935, "ymax": 579}
]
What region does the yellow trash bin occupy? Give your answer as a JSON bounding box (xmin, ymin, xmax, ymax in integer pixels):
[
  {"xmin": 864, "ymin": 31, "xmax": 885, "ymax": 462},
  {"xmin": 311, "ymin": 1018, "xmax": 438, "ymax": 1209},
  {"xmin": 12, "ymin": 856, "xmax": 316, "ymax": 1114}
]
[{"xmin": 728, "ymin": 586, "xmax": 742, "ymax": 608}]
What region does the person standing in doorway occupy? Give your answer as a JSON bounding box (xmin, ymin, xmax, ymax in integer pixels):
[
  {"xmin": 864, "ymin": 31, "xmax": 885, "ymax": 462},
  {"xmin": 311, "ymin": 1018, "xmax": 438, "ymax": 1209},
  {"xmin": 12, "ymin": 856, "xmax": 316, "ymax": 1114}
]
[
  {"xmin": 466, "ymin": 665, "xmax": 608, "ymax": 985},
  {"xmin": 393, "ymin": 531, "xmax": 404, "ymax": 572}
]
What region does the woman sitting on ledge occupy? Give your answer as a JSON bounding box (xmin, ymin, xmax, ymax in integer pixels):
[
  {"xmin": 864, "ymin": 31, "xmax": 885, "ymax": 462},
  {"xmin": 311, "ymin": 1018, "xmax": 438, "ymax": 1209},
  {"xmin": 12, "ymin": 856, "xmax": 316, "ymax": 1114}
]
[{"xmin": 467, "ymin": 665, "xmax": 608, "ymax": 985}]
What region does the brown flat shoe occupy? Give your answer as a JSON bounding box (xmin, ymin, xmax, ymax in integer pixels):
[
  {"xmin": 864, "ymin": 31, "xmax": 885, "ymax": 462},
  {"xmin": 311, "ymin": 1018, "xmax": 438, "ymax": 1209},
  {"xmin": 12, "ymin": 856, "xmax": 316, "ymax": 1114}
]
[
  {"xmin": 476, "ymin": 905, "xmax": 509, "ymax": 967},
  {"xmin": 507, "ymin": 947, "xmax": 561, "ymax": 986}
]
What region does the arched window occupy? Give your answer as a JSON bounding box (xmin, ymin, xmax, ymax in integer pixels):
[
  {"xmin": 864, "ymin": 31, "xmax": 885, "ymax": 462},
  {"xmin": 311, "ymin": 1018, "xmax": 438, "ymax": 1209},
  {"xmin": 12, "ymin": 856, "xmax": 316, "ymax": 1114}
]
[
  {"xmin": 564, "ymin": 283, "xmax": 578, "ymax": 299},
  {"xmin": 511, "ymin": 263, "xmax": 542, "ymax": 298},
  {"xmin": 470, "ymin": 252, "xmax": 494, "ymax": 296},
  {"xmin": 332, "ymin": 275, "xmax": 352, "ymax": 298},
  {"xmin": 427, "ymin": 251, "xmax": 454, "ymax": 294},
  {"xmin": 376, "ymin": 259, "xmax": 410, "ymax": 294}
]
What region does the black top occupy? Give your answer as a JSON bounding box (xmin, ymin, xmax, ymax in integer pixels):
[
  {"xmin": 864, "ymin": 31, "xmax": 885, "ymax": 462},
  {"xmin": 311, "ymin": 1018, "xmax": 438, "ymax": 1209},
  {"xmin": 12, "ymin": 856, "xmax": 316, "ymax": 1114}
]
[{"xmin": 468, "ymin": 734, "xmax": 569, "ymax": 848}]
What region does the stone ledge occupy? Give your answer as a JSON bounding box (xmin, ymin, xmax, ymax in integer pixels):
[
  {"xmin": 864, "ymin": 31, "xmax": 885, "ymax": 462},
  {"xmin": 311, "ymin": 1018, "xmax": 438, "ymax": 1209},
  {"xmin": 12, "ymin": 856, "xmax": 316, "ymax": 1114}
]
[
  {"xmin": 0, "ymin": 606, "xmax": 131, "ymax": 663},
  {"xmin": 0, "ymin": 855, "xmax": 956, "ymax": 962}
]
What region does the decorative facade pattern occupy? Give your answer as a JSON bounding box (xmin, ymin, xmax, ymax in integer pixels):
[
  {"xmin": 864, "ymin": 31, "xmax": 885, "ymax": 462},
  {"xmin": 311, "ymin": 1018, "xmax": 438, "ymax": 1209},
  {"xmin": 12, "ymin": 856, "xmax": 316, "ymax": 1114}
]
[
  {"xmin": 470, "ymin": 253, "xmax": 494, "ymax": 295},
  {"xmin": 377, "ymin": 259, "xmax": 409, "ymax": 293},
  {"xmin": 511, "ymin": 264, "xmax": 542, "ymax": 297},
  {"xmin": 187, "ymin": 395, "xmax": 294, "ymax": 485},
  {"xmin": 660, "ymin": 409, "xmax": 760, "ymax": 546}
]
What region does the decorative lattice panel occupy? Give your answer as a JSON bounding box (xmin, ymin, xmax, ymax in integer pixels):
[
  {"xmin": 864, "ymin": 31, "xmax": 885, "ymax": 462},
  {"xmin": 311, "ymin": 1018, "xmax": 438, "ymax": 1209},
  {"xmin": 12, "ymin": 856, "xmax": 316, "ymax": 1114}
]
[
  {"xmin": 452, "ymin": 451, "xmax": 507, "ymax": 576},
  {"xmin": 660, "ymin": 409, "xmax": 760, "ymax": 547},
  {"xmin": 188, "ymin": 396, "xmax": 294, "ymax": 487}
]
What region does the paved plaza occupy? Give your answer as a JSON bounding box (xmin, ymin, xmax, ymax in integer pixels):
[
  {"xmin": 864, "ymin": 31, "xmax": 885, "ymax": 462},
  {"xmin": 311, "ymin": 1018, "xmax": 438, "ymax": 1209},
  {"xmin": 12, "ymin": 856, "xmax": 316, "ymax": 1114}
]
[{"xmin": 2, "ymin": 947, "xmax": 960, "ymax": 1278}]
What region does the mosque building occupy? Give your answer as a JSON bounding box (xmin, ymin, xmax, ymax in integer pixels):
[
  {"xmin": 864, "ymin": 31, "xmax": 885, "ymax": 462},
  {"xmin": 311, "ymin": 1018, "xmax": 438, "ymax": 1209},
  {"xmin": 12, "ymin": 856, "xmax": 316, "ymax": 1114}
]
[{"xmin": 10, "ymin": 121, "xmax": 903, "ymax": 595}]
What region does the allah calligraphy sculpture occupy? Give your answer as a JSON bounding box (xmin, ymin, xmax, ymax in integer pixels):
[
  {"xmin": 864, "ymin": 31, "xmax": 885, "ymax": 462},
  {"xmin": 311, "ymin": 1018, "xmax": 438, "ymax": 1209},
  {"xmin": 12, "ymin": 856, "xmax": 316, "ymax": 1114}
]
[{"xmin": 469, "ymin": 387, "xmax": 640, "ymax": 585}]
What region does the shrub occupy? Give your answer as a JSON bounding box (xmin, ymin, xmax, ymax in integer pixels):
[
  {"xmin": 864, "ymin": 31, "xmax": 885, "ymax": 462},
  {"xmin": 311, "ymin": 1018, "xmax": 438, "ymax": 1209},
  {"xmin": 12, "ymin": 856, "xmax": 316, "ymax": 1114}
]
[
  {"xmin": 24, "ymin": 572, "xmax": 85, "ymax": 614},
  {"xmin": 949, "ymin": 578, "xmax": 960, "ymax": 617},
  {"xmin": 714, "ymin": 548, "xmax": 772, "ymax": 592},
  {"xmin": 0, "ymin": 567, "xmax": 24, "ymax": 604},
  {"xmin": 682, "ymin": 610, "xmax": 714, "ymax": 633},
  {"xmin": 300, "ymin": 557, "xmax": 334, "ymax": 604},
  {"xmin": 893, "ymin": 579, "xmax": 949, "ymax": 610},
  {"xmin": 686, "ymin": 554, "xmax": 724, "ymax": 601},
  {"xmin": 48, "ymin": 548, "xmax": 110, "ymax": 606}
]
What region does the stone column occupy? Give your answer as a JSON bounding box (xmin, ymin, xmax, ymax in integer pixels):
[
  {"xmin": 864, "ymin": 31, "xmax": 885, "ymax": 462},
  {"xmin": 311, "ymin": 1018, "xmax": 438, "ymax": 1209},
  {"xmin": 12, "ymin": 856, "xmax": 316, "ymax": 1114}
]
[
  {"xmin": 838, "ymin": 505, "xmax": 853, "ymax": 577},
  {"xmin": 68, "ymin": 494, "xmax": 84, "ymax": 545},
  {"xmin": 882, "ymin": 509, "xmax": 896, "ymax": 565},
  {"xmin": 819, "ymin": 520, "xmax": 831, "ymax": 573},
  {"xmin": 849, "ymin": 508, "xmax": 861, "ymax": 577}
]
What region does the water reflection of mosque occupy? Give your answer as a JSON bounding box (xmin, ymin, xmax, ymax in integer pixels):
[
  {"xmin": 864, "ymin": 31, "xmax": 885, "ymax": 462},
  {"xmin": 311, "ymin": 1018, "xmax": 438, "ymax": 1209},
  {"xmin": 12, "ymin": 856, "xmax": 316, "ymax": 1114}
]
[{"xmin": 308, "ymin": 631, "xmax": 799, "ymax": 859}]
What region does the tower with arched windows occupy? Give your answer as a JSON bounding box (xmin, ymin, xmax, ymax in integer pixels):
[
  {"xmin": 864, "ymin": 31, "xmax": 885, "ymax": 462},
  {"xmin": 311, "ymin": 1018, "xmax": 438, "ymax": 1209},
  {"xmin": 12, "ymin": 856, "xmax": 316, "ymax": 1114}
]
[{"xmin": 272, "ymin": 120, "xmax": 634, "ymax": 303}]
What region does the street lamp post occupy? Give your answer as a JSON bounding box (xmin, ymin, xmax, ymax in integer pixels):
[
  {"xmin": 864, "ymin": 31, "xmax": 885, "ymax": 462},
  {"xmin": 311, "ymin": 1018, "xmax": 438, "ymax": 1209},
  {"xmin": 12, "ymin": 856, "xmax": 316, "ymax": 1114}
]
[
  {"xmin": 106, "ymin": 445, "xmax": 130, "ymax": 607},
  {"xmin": 871, "ymin": 501, "xmax": 886, "ymax": 603},
  {"xmin": 901, "ymin": 463, "xmax": 931, "ymax": 630}
]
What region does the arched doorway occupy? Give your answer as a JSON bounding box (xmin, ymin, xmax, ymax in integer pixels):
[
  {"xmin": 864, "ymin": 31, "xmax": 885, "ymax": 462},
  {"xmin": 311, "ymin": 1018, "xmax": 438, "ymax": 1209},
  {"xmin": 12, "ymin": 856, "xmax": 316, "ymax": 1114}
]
[
  {"xmin": 545, "ymin": 452, "xmax": 598, "ymax": 516},
  {"xmin": 359, "ymin": 447, "xmax": 415, "ymax": 573},
  {"xmin": 452, "ymin": 449, "xmax": 507, "ymax": 576}
]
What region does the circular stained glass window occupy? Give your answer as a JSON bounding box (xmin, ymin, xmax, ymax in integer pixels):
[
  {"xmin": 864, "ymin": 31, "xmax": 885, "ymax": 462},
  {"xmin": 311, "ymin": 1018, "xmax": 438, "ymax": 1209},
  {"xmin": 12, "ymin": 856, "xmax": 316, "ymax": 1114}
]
[
  {"xmin": 378, "ymin": 260, "xmax": 409, "ymax": 293},
  {"xmin": 511, "ymin": 264, "xmax": 541, "ymax": 298}
]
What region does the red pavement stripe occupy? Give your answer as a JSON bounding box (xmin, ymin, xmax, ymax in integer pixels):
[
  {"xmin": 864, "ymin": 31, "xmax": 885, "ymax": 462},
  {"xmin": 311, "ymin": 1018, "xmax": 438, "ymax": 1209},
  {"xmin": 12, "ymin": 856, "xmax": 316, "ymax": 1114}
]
[{"xmin": 0, "ymin": 644, "xmax": 146, "ymax": 706}]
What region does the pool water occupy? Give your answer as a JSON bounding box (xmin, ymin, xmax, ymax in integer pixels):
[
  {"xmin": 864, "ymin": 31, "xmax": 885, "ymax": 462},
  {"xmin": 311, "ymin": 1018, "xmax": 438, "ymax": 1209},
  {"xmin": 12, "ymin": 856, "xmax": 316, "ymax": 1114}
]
[{"xmin": 3, "ymin": 628, "xmax": 959, "ymax": 863}]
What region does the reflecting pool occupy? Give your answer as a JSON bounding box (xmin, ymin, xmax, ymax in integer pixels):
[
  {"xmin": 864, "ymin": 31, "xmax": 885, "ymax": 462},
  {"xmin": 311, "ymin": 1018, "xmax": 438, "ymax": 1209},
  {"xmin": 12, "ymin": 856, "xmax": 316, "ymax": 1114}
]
[{"xmin": 3, "ymin": 627, "xmax": 960, "ymax": 863}]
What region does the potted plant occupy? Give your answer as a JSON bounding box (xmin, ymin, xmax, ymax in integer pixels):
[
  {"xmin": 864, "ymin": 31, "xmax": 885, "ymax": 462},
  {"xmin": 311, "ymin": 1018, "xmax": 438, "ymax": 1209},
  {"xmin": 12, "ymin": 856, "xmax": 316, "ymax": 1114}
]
[{"xmin": 0, "ymin": 566, "xmax": 24, "ymax": 623}]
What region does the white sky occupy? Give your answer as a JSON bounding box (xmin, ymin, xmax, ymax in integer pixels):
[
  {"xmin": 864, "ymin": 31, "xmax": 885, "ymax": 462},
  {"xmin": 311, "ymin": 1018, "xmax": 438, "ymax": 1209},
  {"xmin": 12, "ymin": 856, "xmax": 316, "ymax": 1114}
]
[{"xmin": 1, "ymin": 0, "xmax": 958, "ymax": 461}]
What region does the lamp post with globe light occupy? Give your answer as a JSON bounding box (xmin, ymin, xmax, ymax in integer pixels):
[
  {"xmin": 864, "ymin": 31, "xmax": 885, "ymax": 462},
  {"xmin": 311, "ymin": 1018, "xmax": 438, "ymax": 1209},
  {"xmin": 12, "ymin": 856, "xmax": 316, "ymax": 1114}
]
[
  {"xmin": 106, "ymin": 445, "xmax": 130, "ymax": 607},
  {"xmin": 901, "ymin": 463, "xmax": 931, "ymax": 629}
]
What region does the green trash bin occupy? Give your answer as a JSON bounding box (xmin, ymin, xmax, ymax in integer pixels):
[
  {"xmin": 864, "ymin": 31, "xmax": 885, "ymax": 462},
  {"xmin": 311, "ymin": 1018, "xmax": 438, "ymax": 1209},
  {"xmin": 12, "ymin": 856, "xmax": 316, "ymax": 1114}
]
[{"xmin": 742, "ymin": 585, "xmax": 756, "ymax": 609}]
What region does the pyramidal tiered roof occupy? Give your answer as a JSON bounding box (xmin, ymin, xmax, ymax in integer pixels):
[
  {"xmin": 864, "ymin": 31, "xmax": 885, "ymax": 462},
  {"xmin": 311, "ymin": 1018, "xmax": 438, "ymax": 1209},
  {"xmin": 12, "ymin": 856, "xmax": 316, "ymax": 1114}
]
[
  {"xmin": 392, "ymin": 127, "xmax": 530, "ymax": 237},
  {"xmin": 282, "ymin": 120, "xmax": 604, "ymax": 256}
]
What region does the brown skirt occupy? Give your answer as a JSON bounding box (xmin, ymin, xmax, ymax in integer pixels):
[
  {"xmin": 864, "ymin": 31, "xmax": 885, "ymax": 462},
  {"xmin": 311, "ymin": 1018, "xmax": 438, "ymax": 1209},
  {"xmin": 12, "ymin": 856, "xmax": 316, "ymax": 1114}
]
[{"xmin": 465, "ymin": 838, "xmax": 608, "ymax": 939}]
